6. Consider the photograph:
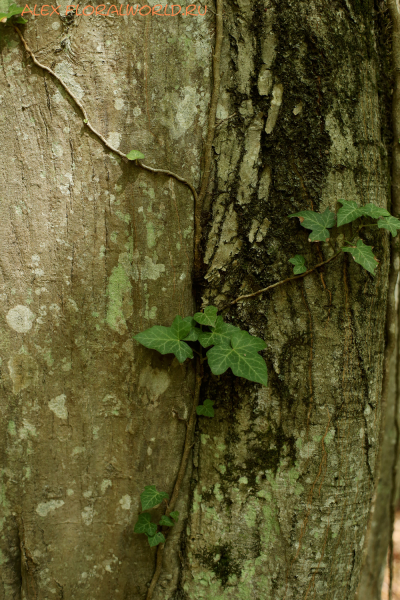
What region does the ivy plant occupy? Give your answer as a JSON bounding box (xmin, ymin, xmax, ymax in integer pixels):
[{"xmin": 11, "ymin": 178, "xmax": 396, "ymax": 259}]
[
  {"xmin": 133, "ymin": 199, "xmax": 399, "ymax": 549},
  {"xmin": 134, "ymin": 485, "xmax": 179, "ymax": 547},
  {"xmin": 289, "ymin": 199, "xmax": 400, "ymax": 276},
  {"xmin": 133, "ymin": 308, "xmax": 268, "ymax": 546},
  {"xmin": 134, "ymin": 307, "xmax": 268, "ymax": 386}
]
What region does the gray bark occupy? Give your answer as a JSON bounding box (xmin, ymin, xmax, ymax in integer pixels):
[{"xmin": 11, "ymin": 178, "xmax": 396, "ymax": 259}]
[{"xmin": 0, "ymin": 1, "xmax": 394, "ymax": 600}]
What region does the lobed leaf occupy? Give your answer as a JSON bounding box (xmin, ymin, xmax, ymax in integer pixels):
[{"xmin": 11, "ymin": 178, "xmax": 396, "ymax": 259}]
[
  {"xmin": 126, "ymin": 149, "xmax": 145, "ymax": 160},
  {"xmin": 170, "ymin": 315, "xmax": 192, "ymax": 340},
  {"xmin": 337, "ymin": 199, "xmax": 364, "ymax": 227},
  {"xmin": 206, "ymin": 330, "xmax": 268, "ymax": 386},
  {"xmin": 361, "ymin": 204, "xmax": 390, "ymax": 219},
  {"xmin": 377, "ymin": 216, "xmax": 400, "ymax": 237},
  {"xmin": 198, "ymin": 316, "xmax": 240, "ymax": 348},
  {"xmin": 140, "ymin": 485, "xmax": 169, "ymax": 511},
  {"xmin": 193, "ymin": 305, "xmax": 218, "ymax": 327},
  {"xmin": 8, "ymin": 4, "xmax": 24, "ymax": 16},
  {"xmin": 134, "ymin": 316, "xmax": 194, "ymax": 363},
  {"xmin": 159, "ymin": 515, "xmax": 175, "ymax": 527},
  {"xmin": 342, "ymin": 239, "xmax": 378, "ymax": 275},
  {"xmin": 148, "ymin": 532, "xmax": 166, "ymax": 547},
  {"xmin": 289, "ymin": 209, "xmax": 336, "ymax": 241},
  {"xmin": 288, "ymin": 254, "xmax": 307, "ymax": 275},
  {"xmin": 196, "ymin": 399, "xmax": 215, "ymax": 418},
  {"xmin": 134, "ymin": 513, "xmax": 157, "ymax": 537},
  {"xmin": 169, "ymin": 511, "xmax": 179, "ymax": 521}
]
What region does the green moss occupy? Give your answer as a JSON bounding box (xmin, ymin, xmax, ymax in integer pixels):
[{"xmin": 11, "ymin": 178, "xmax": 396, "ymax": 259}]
[
  {"xmin": 106, "ymin": 264, "xmax": 132, "ymax": 332},
  {"xmin": 198, "ymin": 544, "xmax": 242, "ymax": 587},
  {"xmin": 7, "ymin": 421, "xmax": 16, "ymax": 436}
]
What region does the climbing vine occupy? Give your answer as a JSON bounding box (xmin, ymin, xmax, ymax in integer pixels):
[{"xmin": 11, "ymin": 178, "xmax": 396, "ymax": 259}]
[{"xmin": 2, "ymin": 2, "xmax": 400, "ymax": 599}]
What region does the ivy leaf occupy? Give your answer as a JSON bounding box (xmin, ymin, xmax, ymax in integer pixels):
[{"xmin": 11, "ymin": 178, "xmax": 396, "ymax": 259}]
[
  {"xmin": 193, "ymin": 305, "xmax": 218, "ymax": 327},
  {"xmin": 169, "ymin": 511, "xmax": 179, "ymax": 521},
  {"xmin": 377, "ymin": 216, "xmax": 400, "ymax": 237},
  {"xmin": 181, "ymin": 316, "xmax": 200, "ymax": 341},
  {"xmin": 134, "ymin": 316, "xmax": 193, "ymax": 363},
  {"xmin": 342, "ymin": 239, "xmax": 379, "ymax": 275},
  {"xmin": 140, "ymin": 486, "xmax": 169, "ymax": 511},
  {"xmin": 148, "ymin": 532, "xmax": 166, "ymax": 547},
  {"xmin": 288, "ymin": 255, "xmax": 307, "ymax": 275},
  {"xmin": 360, "ymin": 204, "xmax": 390, "ymax": 219},
  {"xmin": 289, "ymin": 209, "xmax": 336, "ymax": 241},
  {"xmin": 336, "ymin": 200, "xmax": 364, "ymax": 227},
  {"xmin": 196, "ymin": 399, "xmax": 215, "ymax": 418},
  {"xmin": 134, "ymin": 513, "xmax": 157, "ymax": 537},
  {"xmin": 170, "ymin": 315, "xmax": 192, "ymax": 339},
  {"xmin": 13, "ymin": 15, "xmax": 27, "ymax": 22},
  {"xmin": 159, "ymin": 515, "xmax": 175, "ymax": 527},
  {"xmin": 198, "ymin": 316, "xmax": 240, "ymax": 348},
  {"xmin": 126, "ymin": 149, "xmax": 145, "ymax": 161},
  {"xmin": 206, "ymin": 330, "xmax": 268, "ymax": 386}
]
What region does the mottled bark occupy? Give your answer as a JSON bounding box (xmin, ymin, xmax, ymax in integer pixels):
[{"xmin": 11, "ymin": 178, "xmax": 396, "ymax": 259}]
[
  {"xmin": 0, "ymin": 1, "xmax": 394, "ymax": 600},
  {"xmin": 357, "ymin": 1, "xmax": 400, "ymax": 599}
]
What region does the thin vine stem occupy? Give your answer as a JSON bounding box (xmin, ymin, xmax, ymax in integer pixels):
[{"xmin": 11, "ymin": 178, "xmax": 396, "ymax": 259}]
[
  {"xmin": 194, "ymin": 0, "xmax": 223, "ymax": 275},
  {"xmin": 12, "ymin": 25, "xmax": 199, "ymax": 206},
  {"xmin": 145, "ymin": 357, "xmax": 203, "ymax": 600},
  {"xmin": 228, "ymin": 251, "xmax": 342, "ymax": 308}
]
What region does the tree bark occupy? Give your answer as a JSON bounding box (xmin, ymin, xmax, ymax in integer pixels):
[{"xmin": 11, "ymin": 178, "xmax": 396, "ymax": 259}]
[{"xmin": 0, "ymin": 1, "xmax": 394, "ymax": 600}]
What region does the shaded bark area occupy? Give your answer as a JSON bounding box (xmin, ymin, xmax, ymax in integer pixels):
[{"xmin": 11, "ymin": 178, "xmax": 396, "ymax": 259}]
[
  {"xmin": 357, "ymin": 1, "xmax": 400, "ymax": 598},
  {"xmin": 180, "ymin": 0, "xmax": 393, "ymax": 598}
]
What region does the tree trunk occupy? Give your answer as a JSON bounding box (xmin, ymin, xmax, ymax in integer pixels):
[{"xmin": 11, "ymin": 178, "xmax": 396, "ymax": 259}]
[{"xmin": 0, "ymin": 1, "xmax": 394, "ymax": 600}]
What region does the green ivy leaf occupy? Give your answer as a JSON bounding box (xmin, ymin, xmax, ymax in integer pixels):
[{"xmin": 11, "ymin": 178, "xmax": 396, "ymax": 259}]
[
  {"xmin": 360, "ymin": 204, "xmax": 390, "ymax": 219},
  {"xmin": 289, "ymin": 208, "xmax": 336, "ymax": 241},
  {"xmin": 337, "ymin": 199, "xmax": 364, "ymax": 227},
  {"xmin": 377, "ymin": 216, "xmax": 400, "ymax": 237},
  {"xmin": 196, "ymin": 399, "xmax": 215, "ymax": 418},
  {"xmin": 148, "ymin": 532, "xmax": 166, "ymax": 547},
  {"xmin": 134, "ymin": 316, "xmax": 193, "ymax": 363},
  {"xmin": 140, "ymin": 486, "xmax": 169, "ymax": 511},
  {"xmin": 170, "ymin": 315, "xmax": 192, "ymax": 339},
  {"xmin": 169, "ymin": 511, "xmax": 179, "ymax": 521},
  {"xmin": 126, "ymin": 149, "xmax": 145, "ymax": 161},
  {"xmin": 181, "ymin": 317, "xmax": 200, "ymax": 341},
  {"xmin": 342, "ymin": 239, "xmax": 379, "ymax": 275},
  {"xmin": 134, "ymin": 513, "xmax": 157, "ymax": 537},
  {"xmin": 198, "ymin": 316, "xmax": 240, "ymax": 348},
  {"xmin": 206, "ymin": 330, "xmax": 268, "ymax": 386},
  {"xmin": 288, "ymin": 254, "xmax": 307, "ymax": 275},
  {"xmin": 13, "ymin": 15, "xmax": 26, "ymax": 22},
  {"xmin": 193, "ymin": 305, "xmax": 218, "ymax": 327},
  {"xmin": 159, "ymin": 515, "xmax": 175, "ymax": 527}
]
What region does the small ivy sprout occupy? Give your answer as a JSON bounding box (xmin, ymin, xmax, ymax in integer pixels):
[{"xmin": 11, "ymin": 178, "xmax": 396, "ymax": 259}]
[
  {"xmin": 134, "ymin": 487, "xmax": 179, "ymax": 547},
  {"xmin": 288, "ymin": 255, "xmax": 307, "ymax": 275},
  {"xmin": 126, "ymin": 149, "xmax": 145, "ymax": 161},
  {"xmin": 196, "ymin": 399, "xmax": 215, "ymax": 418}
]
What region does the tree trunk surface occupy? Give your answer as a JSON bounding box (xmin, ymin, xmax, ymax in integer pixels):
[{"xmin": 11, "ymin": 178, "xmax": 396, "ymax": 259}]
[{"xmin": 0, "ymin": 1, "xmax": 394, "ymax": 600}]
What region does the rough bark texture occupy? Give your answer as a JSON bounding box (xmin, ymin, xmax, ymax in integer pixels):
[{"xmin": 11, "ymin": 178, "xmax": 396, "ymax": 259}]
[
  {"xmin": 181, "ymin": 1, "xmax": 393, "ymax": 599},
  {"xmin": 0, "ymin": 1, "xmax": 394, "ymax": 600},
  {"xmin": 357, "ymin": 1, "xmax": 400, "ymax": 598}
]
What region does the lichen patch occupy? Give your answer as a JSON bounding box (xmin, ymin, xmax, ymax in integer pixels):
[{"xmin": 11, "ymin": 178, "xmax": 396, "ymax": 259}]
[{"xmin": 6, "ymin": 305, "xmax": 35, "ymax": 333}]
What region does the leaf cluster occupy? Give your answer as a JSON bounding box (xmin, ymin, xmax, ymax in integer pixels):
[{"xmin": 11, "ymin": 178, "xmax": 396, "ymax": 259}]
[
  {"xmin": 134, "ymin": 306, "xmax": 268, "ymax": 387},
  {"xmin": 0, "ymin": 3, "xmax": 26, "ymax": 24},
  {"xmin": 288, "ymin": 200, "xmax": 400, "ymax": 276},
  {"xmin": 134, "ymin": 486, "xmax": 179, "ymax": 547}
]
